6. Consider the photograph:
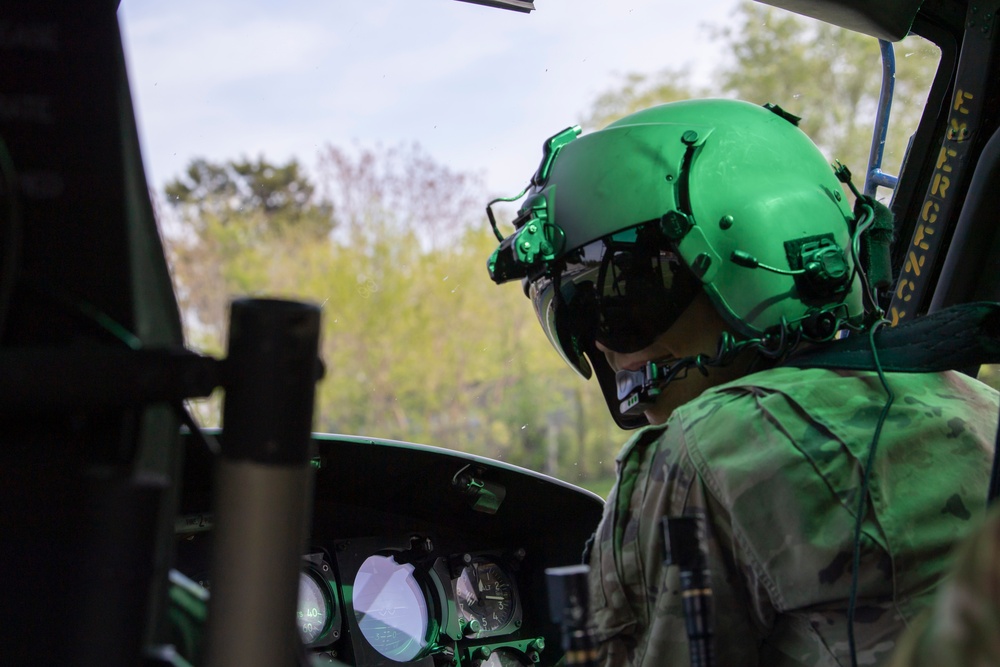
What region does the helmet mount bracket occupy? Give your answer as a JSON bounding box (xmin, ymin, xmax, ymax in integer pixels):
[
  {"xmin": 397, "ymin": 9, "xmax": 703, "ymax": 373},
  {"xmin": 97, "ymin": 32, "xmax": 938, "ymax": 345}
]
[
  {"xmin": 487, "ymin": 194, "xmax": 566, "ymax": 283},
  {"xmin": 784, "ymin": 234, "xmax": 852, "ymax": 299}
]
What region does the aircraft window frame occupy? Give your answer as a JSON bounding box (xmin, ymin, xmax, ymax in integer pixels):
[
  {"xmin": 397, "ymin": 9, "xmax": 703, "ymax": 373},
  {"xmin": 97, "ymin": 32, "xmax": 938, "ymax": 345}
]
[{"xmin": 885, "ymin": 16, "xmax": 959, "ymax": 274}]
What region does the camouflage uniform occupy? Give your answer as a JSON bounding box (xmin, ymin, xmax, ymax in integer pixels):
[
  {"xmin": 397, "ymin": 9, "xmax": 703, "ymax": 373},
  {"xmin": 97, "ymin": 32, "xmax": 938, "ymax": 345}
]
[
  {"xmin": 588, "ymin": 366, "xmax": 998, "ymax": 667},
  {"xmin": 889, "ymin": 506, "xmax": 1000, "ymax": 667}
]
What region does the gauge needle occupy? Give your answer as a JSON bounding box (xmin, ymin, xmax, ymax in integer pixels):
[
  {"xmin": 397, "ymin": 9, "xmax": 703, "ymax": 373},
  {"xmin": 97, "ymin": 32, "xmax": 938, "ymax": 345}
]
[{"xmin": 484, "ymin": 595, "xmax": 505, "ymax": 600}]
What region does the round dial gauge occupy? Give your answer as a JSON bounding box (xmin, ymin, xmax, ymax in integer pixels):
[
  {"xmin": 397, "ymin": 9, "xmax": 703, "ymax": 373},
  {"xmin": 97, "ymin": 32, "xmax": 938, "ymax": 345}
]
[
  {"xmin": 353, "ymin": 554, "xmax": 431, "ymax": 662},
  {"xmin": 454, "ymin": 558, "xmax": 517, "ymax": 636},
  {"xmin": 297, "ymin": 571, "xmax": 330, "ymax": 644}
]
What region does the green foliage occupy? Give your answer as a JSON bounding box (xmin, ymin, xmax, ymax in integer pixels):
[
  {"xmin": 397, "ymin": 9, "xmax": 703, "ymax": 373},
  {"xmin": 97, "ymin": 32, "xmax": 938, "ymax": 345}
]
[
  {"xmin": 166, "ymin": 157, "xmax": 333, "ymax": 239},
  {"xmin": 163, "ymin": 156, "xmax": 335, "ymax": 338},
  {"xmin": 162, "ymin": 144, "xmax": 621, "ymax": 486},
  {"xmin": 578, "ymin": 475, "xmax": 617, "ymax": 500},
  {"xmin": 979, "ymin": 365, "xmax": 1000, "ymax": 392}
]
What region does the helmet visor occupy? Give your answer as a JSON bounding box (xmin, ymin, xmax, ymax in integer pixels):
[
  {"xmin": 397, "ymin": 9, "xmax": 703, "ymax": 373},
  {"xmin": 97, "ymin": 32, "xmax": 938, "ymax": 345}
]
[{"xmin": 528, "ymin": 225, "xmax": 700, "ymax": 376}]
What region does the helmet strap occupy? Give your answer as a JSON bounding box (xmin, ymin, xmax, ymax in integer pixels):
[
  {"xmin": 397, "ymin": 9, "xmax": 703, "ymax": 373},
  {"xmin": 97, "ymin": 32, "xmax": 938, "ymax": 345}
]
[{"xmin": 614, "ymin": 306, "xmax": 854, "ymax": 417}]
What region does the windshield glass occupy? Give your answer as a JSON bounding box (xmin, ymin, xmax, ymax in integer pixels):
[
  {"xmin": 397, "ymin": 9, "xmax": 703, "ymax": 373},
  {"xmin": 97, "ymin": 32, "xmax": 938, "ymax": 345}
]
[{"xmin": 119, "ymin": 0, "xmax": 946, "ymax": 496}]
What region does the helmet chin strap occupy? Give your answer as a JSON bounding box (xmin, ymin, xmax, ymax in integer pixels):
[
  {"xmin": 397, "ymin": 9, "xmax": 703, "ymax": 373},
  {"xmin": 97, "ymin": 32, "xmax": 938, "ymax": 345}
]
[{"xmin": 614, "ymin": 324, "xmax": 804, "ymax": 417}]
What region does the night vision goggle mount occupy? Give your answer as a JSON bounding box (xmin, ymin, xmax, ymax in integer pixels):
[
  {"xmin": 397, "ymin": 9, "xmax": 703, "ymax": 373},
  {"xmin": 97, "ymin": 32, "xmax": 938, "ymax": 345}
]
[
  {"xmin": 486, "ymin": 126, "xmax": 580, "ymax": 284},
  {"xmin": 487, "ymin": 194, "xmax": 566, "ymax": 283}
]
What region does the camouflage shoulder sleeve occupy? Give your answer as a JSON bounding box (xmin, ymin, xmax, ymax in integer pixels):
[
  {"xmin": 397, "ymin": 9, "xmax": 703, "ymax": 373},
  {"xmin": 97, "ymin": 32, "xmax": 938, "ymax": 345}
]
[
  {"xmin": 588, "ymin": 367, "xmax": 997, "ymax": 667},
  {"xmin": 587, "ymin": 412, "xmax": 765, "ymax": 667},
  {"xmin": 676, "ymin": 367, "xmax": 997, "ymax": 666}
]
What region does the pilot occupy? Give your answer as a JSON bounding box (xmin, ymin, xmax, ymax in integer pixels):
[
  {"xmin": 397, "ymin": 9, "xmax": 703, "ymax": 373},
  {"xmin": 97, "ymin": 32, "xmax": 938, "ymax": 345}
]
[{"xmin": 485, "ymin": 99, "xmax": 999, "ymax": 666}]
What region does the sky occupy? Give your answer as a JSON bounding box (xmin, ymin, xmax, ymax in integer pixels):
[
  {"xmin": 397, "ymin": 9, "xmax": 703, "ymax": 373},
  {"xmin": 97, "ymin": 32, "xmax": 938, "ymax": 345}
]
[{"xmin": 117, "ymin": 0, "xmax": 740, "ymax": 198}]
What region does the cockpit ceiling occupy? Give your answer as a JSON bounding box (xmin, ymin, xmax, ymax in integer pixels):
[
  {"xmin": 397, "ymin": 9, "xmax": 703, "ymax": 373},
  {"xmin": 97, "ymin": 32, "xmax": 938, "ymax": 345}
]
[
  {"xmin": 751, "ymin": 0, "xmax": 923, "ymax": 41},
  {"xmin": 455, "ymin": 0, "xmax": 925, "ymax": 41}
]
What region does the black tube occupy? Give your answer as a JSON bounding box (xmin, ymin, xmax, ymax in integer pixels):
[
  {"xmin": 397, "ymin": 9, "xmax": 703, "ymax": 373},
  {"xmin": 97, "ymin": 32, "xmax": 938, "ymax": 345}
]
[
  {"xmin": 205, "ymin": 298, "xmax": 322, "ymax": 667},
  {"xmin": 0, "ymin": 347, "xmax": 220, "ymax": 409},
  {"xmin": 220, "ymin": 298, "xmax": 323, "ymax": 465},
  {"xmin": 546, "ymin": 564, "xmax": 598, "ymax": 667},
  {"xmin": 663, "ymin": 516, "xmax": 715, "ymax": 667}
]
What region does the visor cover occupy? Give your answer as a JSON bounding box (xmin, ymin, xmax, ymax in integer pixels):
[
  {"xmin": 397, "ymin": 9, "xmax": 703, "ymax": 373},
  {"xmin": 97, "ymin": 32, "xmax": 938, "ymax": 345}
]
[{"xmin": 528, "ymin": 225, "xmax": 700, "ymax": 377}]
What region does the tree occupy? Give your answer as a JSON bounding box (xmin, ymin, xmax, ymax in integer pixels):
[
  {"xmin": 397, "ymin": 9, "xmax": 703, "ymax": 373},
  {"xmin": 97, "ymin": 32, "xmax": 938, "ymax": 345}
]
[
  {"xmin": 306, "ymin": 143, "xmax": 581, "ymax": 461},
  {"xmin": 163, "ymin": 156, "xmax": 335, "ymax": 339},
  {"xmin": 160, "ymin": 143, "xmax": 624, "ymax": 489},
  {"xmin": 166, "ymin": 157, "xmax": 333, "ymax": 239},
  {"xmin": 711, "ymin": 1, "xmax": 938, "ymax": 180},
  {"xmin": 583, "ymin": 1, "xmax": 939, "ymax": 186}
]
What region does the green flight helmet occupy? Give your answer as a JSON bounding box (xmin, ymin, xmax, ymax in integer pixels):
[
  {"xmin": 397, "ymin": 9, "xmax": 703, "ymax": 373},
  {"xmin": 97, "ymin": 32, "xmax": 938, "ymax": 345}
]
[
  {"xmin": 608, "ymin": 99, "xmax": 863, "ymax": 338},
  {"xmin": 488, "ymin": 99, "xmax": 865, "ymax": 428}
]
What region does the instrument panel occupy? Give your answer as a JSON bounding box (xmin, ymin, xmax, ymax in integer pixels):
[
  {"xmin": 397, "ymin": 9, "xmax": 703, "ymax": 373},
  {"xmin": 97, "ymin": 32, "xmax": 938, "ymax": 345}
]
[
  {"xmin": 333, "ymin": 538, "xmax": 534, "ymax": 666},
  {"xmin": 177, "ymin": 432, "xmax": 605, "ymax": 667}
]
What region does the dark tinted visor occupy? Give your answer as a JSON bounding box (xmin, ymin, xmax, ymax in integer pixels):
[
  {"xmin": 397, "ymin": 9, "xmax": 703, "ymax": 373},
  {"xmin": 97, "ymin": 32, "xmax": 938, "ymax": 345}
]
[{"xmin": 528, "ymin": 225, "xmax": 700, "ymax": 374}]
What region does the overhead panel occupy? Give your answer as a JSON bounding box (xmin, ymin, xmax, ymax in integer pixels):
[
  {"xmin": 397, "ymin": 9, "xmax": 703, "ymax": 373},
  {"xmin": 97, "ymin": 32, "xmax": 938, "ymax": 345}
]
[{"xmin": 756, "ymin": 0, "xmax": 922, "ymax": 41}]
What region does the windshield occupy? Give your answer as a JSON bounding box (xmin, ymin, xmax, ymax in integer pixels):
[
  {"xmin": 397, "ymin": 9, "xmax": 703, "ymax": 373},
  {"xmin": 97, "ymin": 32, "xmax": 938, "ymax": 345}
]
[{"xmin": 119, "ymin": 0, "xmax": 948, "ymax": 496}]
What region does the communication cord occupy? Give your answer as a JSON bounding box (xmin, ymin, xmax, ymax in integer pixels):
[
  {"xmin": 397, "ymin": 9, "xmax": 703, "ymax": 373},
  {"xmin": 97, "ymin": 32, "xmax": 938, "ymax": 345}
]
[
  {"xmin": 846, "ymin": 320, "xmax": 894, "ymax": 667},
  {"xmin": 486, "ymin": 184, "xmax": 531, "ymax": 242}
]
